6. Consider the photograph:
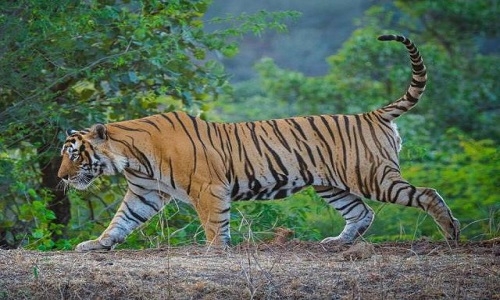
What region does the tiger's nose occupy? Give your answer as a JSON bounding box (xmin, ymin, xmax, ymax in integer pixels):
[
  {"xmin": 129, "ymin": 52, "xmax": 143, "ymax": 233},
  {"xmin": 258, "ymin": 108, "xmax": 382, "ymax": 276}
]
[{"xmin": 58, "ymin": 171, "xmax": 69, "ymax": 180}]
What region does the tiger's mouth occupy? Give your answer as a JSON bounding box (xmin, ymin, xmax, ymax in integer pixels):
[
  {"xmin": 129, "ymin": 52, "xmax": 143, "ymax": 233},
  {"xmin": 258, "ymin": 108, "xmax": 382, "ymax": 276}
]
[{"xmin": 63, "ymin": 174, "xmax": 96, "ymax": 190}]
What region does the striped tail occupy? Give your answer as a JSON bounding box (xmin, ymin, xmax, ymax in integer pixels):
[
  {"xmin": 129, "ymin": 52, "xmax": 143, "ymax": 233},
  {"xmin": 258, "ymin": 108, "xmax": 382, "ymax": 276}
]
[{"xmin": 374, "ymin": 34, "xmax": 427, "ymax": 121}]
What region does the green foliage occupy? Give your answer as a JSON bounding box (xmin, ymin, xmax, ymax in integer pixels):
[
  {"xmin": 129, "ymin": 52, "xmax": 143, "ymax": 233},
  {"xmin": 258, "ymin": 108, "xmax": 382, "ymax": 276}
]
[
  {"xmin": 210, "ymin": 10, "xmax": 301, "ymax": 39},
  {"xmin": 403, "ymin": 133, "xmax": 500, "ymax": 240},
  {"xmin": 393, "ymin": 0, "xmax": 498, "ymax": 47},
  {"xmin": 0, "ymin": 170, "xmax": 65, "ymax": 250},
  {"xmin": 0, "ymin": 144, "xmax": 54, "ymax": 249},
  {"xmin": 362, "ymin": 1, "xmax": 500, "ymax": 142},
  {"xmin": 118, "ymin": 202, "xmax": 203, "ymax": 249},
  {"xmin": 230, "ymin": 188, "xmax": 324, "ymax": 243}
]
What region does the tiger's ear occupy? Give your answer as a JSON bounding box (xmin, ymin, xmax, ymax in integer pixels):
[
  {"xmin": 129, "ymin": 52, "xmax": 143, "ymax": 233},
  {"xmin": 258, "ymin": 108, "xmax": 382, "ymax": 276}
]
[
  {"xmin": 66, "ymin": 129, "xmax": 78, "ymax": 136},
  {"xmin": 90, "ymin": 123, "xmax": 108, "ymax": 142}
]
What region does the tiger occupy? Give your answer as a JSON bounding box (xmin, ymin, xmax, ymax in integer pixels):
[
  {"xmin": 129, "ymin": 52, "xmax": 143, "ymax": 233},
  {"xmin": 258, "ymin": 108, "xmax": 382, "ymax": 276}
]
[{"xmin": 58, "ymin": 34, "xmax": 460, "ymax": 251}]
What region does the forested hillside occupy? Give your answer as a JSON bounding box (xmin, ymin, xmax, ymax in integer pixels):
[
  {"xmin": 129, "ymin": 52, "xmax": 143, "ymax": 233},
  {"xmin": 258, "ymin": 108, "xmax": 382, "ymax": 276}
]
[
  {"xmin": 0, "ymin": 0, "xmax": 498, "ymax": 251},
  {"xmin": 205, "ymin": 0, "xmax": 371, "ymax": 80}
]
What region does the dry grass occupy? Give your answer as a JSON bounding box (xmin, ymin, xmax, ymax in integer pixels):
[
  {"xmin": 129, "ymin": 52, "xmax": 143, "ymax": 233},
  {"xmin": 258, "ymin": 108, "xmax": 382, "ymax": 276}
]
[{"xmin": 0, "ymin": 239, "xmax": 498, "ymax": 299}]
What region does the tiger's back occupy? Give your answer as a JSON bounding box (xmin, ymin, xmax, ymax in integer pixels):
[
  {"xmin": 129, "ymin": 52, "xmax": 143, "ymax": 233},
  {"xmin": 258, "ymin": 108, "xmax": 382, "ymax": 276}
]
[
  {"xmin": 135, "ymin": 111, "xmax": 401, "ymax": 202},
  {"xmin": 222, "ymin": 113, "xmax": 401, "ymax": 201},
  {"xmin": 58, "ymin": 35, "xmax": 459, "ymax": 251}
]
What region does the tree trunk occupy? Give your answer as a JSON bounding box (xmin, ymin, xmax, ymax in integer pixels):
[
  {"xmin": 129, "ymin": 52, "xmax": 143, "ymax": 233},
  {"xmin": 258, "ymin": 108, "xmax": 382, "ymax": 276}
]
[{"xmin": 40, "ymin": 155, "xmax": 71, "ymax": 234}]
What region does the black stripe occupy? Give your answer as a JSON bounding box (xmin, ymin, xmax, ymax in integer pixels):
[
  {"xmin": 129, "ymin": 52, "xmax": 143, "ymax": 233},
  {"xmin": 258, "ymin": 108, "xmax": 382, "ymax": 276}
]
[
  {"xmin": 221, "ymin": 123, "xmax": 234, "ymax": 156},
  {"xmin": 113, "ymin": 124, "xmax": 151, "ymax": 135},
  {"xmin": 260, "ymin": 136, "xmax": 290, "ymax": 175},
  {"xmin": 293, "ymin": 149, "xmax": 314, "ymax": 185},
  {"xmin": 120, "ymin": 204, "xmax": 141, "ymax": 224},
  {"xmin": 172, "ymin": 112, "xmax": 198, "ymax": 175},
  {"xmin": 307, "ymin": 117, "xmax": 329, "ymax": 148},
  {"xmin": 245, "ymin": 122, "xmax": 263, "ymax": 156},
  {"xmin": 167, "ymin": 158, "xmax": 177, "ymax": 189},
  {"xmin": 131, "ymin": 191, "xmax": 160, "ymax": 212},
  {"xmin": 333, "ymin": 116, "xmax": 349, "ymax": 182},
  {"xmin": 124, "ymin": 201, "xmax": 148, "ymax": 223},
  {"xmin": 128, "ymin": 180, "xmax": 146, "ymax": 190},
  {"xmin": 317, "ymin": 116, "xmax": 343, "ymax": 187},
  {"xmin": 138, "ymin": 118, "xmax": 161, "ymax": 131},
  {"xmin": 108, "ymin": 135, "xmax": 154, "ymax": 176},
  {"xmin": 287, "ymin": 118, "xmax": 307, "ymax": 140},
  {"xmin": 386, "ymin": 180, "xmax": 408, "ymax": 203},
  {"xmin": 231, "ymin": 177, "xmax": 240, "ymax": 198},
  {"xmin": 160, "ymin": 113, "xmax": 176, "ymax": 127},
  {"xmin": 269, "ymin": 120, "xmax": 292, "ymax": 152},
  {"xmin": 125, "ymin": 168, "xmax": 151, "ymax": 180},
  {"xmin": 217, "ymin": 207, "xmax": 231, "ymax": 214},
  {"xmin": 232, "ymin": 124, "xmax": 245, "ymax": 161},
  {"xmin": 361, "ymin": 114, "xmax": 384, "ymax": 155},
  {"xmin": 351, "ymin": 122, "xmax": 370, "ymax": 198}
]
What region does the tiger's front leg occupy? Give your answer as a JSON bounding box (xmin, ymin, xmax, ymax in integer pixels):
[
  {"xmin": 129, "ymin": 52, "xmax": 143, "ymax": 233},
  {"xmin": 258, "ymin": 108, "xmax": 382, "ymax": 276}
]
[{"xmin": 76, "ymin": 190, "xmax": 169, "ymax": 251}]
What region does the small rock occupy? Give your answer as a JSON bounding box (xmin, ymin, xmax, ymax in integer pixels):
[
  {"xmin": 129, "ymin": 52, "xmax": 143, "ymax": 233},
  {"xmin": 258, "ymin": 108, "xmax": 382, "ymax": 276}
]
[
  {"xmin": 342, "ymin": 242, "xmax": 374, "ymax": 260},
  {"xmin": 271, "ymin": 227, "xmax": 294, "ymax": 245}
]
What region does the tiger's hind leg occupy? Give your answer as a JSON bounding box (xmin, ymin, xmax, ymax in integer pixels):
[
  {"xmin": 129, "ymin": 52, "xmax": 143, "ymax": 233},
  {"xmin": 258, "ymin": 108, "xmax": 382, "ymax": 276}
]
[
  {"xmin": 378, "ymin": 177, "xmax": 460, "ymax": 241},
  {"xmin": 315, "ymin": 186, "xmax": 374, "ymax": 244},
  {"xmin": 193, "ymin": 186, "xmax": 231, "ymax": 248}
]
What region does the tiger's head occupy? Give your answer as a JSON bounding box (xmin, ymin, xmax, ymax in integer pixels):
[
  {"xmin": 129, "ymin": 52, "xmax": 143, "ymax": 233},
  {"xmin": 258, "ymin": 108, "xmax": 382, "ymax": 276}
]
[{"xmin": 58, "ymin": 124, "xmax": 127, "ymax": 190}]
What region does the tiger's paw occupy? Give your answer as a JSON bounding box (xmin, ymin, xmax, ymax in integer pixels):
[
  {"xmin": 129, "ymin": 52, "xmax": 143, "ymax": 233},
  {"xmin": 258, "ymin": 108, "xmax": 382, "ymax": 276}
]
[
  {"xmin": 320, "ymin": 236, "xmax": 354, "ymax": 245},
  {"xmin": 320, "ymin": 222, "xmax": 370, "ymax": 245},
  {"xmin": 205, "ymin": 241, "xmax": 231, "ymax": 252},
  {"xmin": 445, "ymin": 217, "xmax": 461, "ymax": 242},
  {"xmin": 75, "ymin": 238, "xmax": 113, "ymax": 252}
]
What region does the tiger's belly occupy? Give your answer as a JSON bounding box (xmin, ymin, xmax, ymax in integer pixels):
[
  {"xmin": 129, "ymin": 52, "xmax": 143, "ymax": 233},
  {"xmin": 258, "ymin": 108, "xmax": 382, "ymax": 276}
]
[
  {"xmin": 230, "ymin": 173, "xmax": 330, "ymax": 201},
  {"xmin": 232, "ymin": 183, "xmax": 304, "ymax": 201}
]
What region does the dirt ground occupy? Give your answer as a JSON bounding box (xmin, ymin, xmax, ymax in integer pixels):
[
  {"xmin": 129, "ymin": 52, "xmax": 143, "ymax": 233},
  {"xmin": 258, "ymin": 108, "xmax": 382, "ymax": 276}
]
[{"xmin": 0, "ymin": 238, "xmax": 498, "ymax": 300}]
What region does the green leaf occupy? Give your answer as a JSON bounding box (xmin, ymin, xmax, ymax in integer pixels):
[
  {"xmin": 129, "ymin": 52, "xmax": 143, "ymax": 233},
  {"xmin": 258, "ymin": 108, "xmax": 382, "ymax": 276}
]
[{"xmin": 32, "ymin": 229, "xmax": 44, "ymax": 239}]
